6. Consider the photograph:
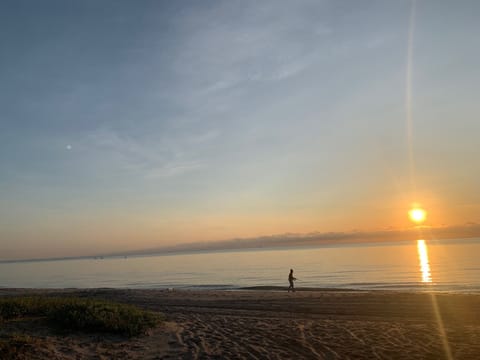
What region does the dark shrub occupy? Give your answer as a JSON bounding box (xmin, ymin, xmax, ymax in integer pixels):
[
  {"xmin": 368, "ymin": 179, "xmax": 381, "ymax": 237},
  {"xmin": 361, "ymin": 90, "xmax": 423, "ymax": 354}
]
[{"xmin": 48, "ymin": 299, "xmax": 160, "ymax": 336}]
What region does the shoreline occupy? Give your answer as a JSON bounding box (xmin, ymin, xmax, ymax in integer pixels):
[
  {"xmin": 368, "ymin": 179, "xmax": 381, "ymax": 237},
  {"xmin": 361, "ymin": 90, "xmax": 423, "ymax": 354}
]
[{"xmin": 1, "ymin": 285, "xmax": 479, "ymax": 294}]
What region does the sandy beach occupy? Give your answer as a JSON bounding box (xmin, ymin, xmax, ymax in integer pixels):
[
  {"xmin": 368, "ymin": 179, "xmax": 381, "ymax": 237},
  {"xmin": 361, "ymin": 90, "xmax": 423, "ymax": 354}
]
[{"xmin": 1, "ymin": 288, "xmax": 479, "ymax": 359}]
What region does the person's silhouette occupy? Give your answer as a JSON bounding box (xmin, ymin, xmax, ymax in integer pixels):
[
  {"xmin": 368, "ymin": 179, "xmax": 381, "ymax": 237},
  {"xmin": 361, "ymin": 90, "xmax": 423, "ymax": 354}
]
[{"xmin": 288, "ymin": 269, "xmax": 297, "ymax": 292}]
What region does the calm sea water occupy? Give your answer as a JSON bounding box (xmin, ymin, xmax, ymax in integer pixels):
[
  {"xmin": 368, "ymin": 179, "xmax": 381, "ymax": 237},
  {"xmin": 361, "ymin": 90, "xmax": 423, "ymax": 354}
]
[{"xmin": 1, "ymin": 239, "xmax": 479, "ymax": 292}]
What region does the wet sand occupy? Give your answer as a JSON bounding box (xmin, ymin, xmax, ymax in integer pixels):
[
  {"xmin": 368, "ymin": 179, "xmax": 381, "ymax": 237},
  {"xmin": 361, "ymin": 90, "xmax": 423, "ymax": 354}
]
[{"xmin": 1, "ymin": 288, "xmax": 479, "ymax": 359}]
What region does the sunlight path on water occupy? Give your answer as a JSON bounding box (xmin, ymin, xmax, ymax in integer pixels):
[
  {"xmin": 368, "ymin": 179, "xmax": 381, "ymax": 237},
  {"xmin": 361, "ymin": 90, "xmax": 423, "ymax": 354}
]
[
  {"xmin": 416, "ymin": 240, "xmax": 431, "ymax": 283},
  {"xmin": 406, "ymin": 1, "xmax": 452, "ymax": 358}
]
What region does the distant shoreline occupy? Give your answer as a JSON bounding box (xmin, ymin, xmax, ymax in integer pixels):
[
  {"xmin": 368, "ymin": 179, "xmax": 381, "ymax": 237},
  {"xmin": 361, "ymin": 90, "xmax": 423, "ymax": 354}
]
[{"xmin": 2, "ymin": 236, "xmax": 479, "ymax": 264}]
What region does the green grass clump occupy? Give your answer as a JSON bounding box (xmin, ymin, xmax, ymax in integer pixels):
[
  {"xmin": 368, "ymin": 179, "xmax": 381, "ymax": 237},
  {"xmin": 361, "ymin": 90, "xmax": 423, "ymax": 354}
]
[
  {"xmin": 0, "ymin": 297, "xmax": 161, "ymax": 336},
  {"xmin": 48, "ymin": 300, "xmax": 160, "ymax": 336},
  {"xmin": 0, "ymin": 297, "xmax": 50, "ymax": 320}
]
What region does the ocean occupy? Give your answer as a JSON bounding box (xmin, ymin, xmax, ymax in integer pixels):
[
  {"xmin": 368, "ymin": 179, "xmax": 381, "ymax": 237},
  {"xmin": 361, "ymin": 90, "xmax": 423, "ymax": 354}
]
[{"xmin": 1, "ymin": 238, "xmax": 479, "ymax": 292}]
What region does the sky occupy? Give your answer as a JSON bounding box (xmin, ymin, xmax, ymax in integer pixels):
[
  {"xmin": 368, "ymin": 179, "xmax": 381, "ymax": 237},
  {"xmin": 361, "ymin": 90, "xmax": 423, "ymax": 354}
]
[{"xmin": 1, "ymin": 0, "xmax": 479, "ymax": 260}]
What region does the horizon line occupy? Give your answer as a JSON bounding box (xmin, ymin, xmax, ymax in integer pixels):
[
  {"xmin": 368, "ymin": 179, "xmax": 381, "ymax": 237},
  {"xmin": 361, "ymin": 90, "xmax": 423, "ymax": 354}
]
[{"xmin": 1, "ymin": 222, "xmax": 479, "ymax": 263}]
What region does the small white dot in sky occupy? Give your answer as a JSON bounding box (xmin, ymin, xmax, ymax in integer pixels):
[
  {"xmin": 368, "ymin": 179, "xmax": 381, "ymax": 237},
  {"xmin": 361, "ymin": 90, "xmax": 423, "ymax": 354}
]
[{"xmin": 66, "ymin": 145, "xmax": 72, "ymax": 150}]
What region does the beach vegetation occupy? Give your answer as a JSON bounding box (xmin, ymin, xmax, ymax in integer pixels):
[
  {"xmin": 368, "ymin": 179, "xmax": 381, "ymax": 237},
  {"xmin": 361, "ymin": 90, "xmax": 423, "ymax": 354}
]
[{"xmin": 0, "ymin": 297, "xmax": 161, "ymax": 336}]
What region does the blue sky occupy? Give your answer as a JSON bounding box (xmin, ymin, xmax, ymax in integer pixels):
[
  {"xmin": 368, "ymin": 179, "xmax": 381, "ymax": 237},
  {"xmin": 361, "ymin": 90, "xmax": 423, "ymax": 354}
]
[{"xmin": 1, "ymin": 0, "xmax": 479, "ymax": 259}]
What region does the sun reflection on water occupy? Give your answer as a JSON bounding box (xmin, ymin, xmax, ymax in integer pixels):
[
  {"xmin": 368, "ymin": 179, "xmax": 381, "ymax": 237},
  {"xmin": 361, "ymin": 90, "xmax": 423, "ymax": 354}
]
[{"xmin": 417, "ymin": 239, "xmax": 432, "ymax": 283}]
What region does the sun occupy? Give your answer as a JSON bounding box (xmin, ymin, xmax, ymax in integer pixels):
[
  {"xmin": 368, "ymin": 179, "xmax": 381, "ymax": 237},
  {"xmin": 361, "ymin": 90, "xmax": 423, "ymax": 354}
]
[{"xmin": 409, "ymin": 207, "xmax": 427, "ymax": 224}]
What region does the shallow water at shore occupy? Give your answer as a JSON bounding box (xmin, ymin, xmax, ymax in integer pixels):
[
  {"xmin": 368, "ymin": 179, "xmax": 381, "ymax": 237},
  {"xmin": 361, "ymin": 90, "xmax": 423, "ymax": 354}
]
[{"xmin": 1, "ymin": 239, "xmax": 479, "ymax": 292}]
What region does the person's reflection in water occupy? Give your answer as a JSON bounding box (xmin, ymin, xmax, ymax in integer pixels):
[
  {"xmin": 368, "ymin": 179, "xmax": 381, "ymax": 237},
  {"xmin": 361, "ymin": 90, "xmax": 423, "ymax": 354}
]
[{"xmin": 288, "ymin": 269, "xmax": 297, "ymax": 292}]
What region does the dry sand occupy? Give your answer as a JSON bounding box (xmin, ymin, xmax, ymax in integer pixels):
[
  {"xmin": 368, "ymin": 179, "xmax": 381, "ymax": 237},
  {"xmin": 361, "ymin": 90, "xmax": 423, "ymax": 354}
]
[{"xmin": 1, "ymin": 288, "xmax": 479, "ymax": 359}]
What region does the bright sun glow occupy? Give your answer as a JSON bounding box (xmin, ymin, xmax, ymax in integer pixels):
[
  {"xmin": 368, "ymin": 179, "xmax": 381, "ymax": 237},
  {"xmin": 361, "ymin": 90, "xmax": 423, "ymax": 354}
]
[{"xmin": 409, "ymin": 207, "xmax": 426, "ymax": 224}]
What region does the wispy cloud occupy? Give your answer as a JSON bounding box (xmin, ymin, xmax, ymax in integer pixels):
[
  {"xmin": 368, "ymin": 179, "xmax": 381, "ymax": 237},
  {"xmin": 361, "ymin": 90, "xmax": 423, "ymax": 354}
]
[
  {"xmin": 79, "ymin": 126, "xmax": 218, "ymax": 179},
  {"xmin": 171, "ymin": 0, "xmax": 332, "ymax": 99},
  {"xmin": 145, "ymin": 161, "xmax": 205, "ymax": 179}
]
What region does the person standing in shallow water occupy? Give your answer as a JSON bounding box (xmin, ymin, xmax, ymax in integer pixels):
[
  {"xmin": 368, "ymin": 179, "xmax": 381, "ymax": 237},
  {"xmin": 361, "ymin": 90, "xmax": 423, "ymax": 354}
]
[{"xmin": 288, "ymin": 269, "xmax": 297, "ymax": 292}]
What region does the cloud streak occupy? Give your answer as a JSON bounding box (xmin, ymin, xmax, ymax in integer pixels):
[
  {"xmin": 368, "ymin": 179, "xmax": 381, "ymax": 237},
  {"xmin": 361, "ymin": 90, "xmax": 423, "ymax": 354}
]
[
  {"xmin": 112, "ymin": 223, "xmax": 480, "ymax": 257},
  {"xmin": 77, "ymin": 126, "xmax": 218, "ymax": 179}
]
